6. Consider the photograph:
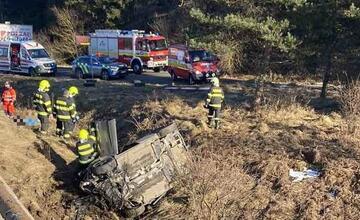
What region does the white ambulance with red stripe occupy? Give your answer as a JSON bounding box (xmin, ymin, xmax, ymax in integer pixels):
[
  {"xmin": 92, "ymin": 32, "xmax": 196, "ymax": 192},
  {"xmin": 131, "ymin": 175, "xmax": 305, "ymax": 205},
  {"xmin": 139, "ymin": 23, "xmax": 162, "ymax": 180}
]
[
  {"xmin": 0, "ymin": 22, "xmax": 57, "ymax": 76},
  {"xmin": 89, "ymin": 30, "xmax": 168, "ymax": 74}
]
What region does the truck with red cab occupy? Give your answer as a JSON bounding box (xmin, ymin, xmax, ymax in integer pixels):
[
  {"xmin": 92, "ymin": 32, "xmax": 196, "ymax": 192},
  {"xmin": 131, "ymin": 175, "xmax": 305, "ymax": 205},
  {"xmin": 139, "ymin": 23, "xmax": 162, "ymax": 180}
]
[
  {"xmin": 167, "ymin": 44, "xmax": 221, "ymax": 84},
  {"xmin": 89, "ymin": 30, "xmax": 168, "ymax": 74}
]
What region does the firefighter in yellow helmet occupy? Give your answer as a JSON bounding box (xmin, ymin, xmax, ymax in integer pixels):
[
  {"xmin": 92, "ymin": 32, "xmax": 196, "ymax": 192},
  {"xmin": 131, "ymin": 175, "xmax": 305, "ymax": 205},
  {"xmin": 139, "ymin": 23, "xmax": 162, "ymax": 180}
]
[
  {"xmin": 204, "ymin": 77, "xmax": 224, "ymax": 129},
  {"xmin": 67, "ymin": 86, "xmax": 80, "ymax": 133},
  {"xmin": 54, "ymin": 89, "xmax": 73, "ymax": 138},
  {"xmin": 33, "ymin": 80, "xmax": 52, "ymax": 133},
  {"xmin": 76, "ymin": 129, "xmax": 98, "ymax": 168}
]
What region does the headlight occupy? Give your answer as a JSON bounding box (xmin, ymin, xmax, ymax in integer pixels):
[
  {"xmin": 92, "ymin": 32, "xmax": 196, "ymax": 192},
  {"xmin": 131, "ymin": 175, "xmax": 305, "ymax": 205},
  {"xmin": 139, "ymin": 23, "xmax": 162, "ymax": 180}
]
[{"xmin": 195, "ymin": 70, "xmax": 202, "ymax": 75}]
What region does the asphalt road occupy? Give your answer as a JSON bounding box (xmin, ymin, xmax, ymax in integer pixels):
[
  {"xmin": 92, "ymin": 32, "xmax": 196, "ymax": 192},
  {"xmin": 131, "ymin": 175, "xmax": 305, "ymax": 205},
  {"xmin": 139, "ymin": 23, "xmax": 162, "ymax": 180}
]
[{"xmin": 57, "ymin": 67, "xmax": 177, "ymax": 86}]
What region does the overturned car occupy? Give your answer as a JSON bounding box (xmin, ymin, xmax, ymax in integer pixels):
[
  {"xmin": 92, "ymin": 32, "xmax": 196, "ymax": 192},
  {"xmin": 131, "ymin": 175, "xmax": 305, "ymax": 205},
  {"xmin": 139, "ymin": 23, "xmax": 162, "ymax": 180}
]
[{"xmin": 78, "ymin": 122, "xmax": 189, "ymax": 217}]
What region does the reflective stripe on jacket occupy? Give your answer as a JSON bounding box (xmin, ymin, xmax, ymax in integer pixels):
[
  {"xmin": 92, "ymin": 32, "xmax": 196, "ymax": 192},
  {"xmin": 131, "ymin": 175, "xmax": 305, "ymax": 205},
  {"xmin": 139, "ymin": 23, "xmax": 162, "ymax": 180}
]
[
  {"xmin": 33, "ymin": 90, "xmax": 51, "ymax": 116},
  {"xmin": 67, "ymin": 97, "xmax": 78, "ymax": 118},
  {"xmin": 206, "ymin": 86, "xmax": 224, "ymax": 108},
  {"xmin": 54, "ymin": 96, "xmax": 73, "ymax": 121},
  {"xmin": 76, "ymin": 139, "xmax": 96, "ymax": 164},
  {"xmin": 2, "ymin": 88, "xmax": 16, "ymax": 103}
]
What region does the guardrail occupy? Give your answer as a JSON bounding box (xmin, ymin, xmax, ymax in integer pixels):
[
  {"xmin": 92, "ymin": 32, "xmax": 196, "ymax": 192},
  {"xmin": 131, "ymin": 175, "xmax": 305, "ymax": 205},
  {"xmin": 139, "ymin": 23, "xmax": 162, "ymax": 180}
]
[{"xmin": 0, "ymin": 175, "xmax": 34, "ymax": 220}]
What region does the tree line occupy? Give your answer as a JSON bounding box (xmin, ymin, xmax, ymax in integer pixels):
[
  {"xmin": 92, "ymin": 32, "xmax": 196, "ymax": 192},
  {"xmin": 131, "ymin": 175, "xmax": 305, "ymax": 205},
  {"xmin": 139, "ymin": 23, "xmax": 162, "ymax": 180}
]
[{"xmin": 1, "ymin": 0, "xmax": 360, "ymax": 97}]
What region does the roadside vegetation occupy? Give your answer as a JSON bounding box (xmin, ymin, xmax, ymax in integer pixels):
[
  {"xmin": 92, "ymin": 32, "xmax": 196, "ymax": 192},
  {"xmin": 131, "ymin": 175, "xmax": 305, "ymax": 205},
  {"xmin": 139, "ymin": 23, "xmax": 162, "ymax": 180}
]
[{"xmin": 1, "ymin": 0, "xmax": 360, "ymax": 219}]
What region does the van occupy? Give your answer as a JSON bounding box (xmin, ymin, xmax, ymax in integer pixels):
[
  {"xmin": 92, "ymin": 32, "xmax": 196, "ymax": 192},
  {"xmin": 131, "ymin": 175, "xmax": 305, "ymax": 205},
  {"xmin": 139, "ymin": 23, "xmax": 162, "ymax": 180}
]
[
  {"xmin": 0, "ymin": 23, "xmax": 57, "ymax": 76},
  {"xmin": 167, "ymin": 44, "xmax": 221, "ymax": 84}
]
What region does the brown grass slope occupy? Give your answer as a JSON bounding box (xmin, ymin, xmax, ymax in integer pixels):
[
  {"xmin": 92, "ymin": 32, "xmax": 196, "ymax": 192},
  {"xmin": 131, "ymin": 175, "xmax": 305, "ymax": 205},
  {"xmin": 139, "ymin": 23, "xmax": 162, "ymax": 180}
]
[{"xmin": 1, "ymin": 74, "xmax": 360, "ymax": 219}]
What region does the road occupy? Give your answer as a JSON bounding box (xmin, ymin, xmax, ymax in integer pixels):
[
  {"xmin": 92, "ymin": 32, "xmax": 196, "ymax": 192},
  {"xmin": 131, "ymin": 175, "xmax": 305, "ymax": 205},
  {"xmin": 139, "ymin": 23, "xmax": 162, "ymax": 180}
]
[{"xmin": 57, "ymin": 67, "xmax": 178, "ymax": 86}]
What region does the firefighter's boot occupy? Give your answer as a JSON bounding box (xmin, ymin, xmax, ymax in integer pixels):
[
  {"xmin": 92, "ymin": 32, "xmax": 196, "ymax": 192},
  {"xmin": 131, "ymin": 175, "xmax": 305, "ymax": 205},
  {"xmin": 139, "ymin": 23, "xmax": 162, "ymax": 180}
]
[{"xmin": 214, "ymin": 120, "xmax": 220, "ymax": 129}]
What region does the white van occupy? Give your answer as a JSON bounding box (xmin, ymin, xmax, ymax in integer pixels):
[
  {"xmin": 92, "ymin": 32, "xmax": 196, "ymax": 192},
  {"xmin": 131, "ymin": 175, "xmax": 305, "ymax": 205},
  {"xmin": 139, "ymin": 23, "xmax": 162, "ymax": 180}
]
[{"xmin": 0, "ymin": 23, "xmax": 57, "ymax": 76}]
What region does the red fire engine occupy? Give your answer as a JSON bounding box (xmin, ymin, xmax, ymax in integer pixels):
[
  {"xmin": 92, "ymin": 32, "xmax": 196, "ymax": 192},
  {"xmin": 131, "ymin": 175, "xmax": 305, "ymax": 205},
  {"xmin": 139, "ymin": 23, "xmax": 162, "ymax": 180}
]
[{"xmin": 89, "ymin": 30, "xmax": 168, "ymax": 74}]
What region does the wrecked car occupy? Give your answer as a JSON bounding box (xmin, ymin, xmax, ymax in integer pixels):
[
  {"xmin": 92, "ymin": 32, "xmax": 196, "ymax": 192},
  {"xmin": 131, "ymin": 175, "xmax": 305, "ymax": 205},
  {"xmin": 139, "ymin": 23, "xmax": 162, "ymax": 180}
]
[{"xmin": 78, "ymin": 122, "xmax": 189, "ymax": 217}]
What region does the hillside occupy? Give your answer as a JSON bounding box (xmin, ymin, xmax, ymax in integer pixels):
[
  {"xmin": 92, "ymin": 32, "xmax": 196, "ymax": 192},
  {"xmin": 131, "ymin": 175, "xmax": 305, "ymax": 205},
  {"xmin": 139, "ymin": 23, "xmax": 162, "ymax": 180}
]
[{"xmin": 1, "ymin": 73, "xmax": 360, "ymax": 219}]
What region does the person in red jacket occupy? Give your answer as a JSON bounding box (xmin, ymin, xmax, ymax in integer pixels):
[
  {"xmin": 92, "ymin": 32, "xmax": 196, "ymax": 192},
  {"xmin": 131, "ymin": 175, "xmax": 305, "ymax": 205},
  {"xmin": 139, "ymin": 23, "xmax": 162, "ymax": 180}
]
[{"xmin": 1, "ymin": 81, "xmax": 16, "ymax": 118}]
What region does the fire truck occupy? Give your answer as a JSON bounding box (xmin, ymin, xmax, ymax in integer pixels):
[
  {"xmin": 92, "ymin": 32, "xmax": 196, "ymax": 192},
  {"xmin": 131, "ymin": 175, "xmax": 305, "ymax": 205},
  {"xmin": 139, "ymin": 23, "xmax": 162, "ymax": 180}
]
[
  {"xmin": 167, "ymin": 44, "xmax": 221, "ymax": 84},
  {"xmin": 89, "ymin": 30, "xmax": 168, "ymax": 74}
]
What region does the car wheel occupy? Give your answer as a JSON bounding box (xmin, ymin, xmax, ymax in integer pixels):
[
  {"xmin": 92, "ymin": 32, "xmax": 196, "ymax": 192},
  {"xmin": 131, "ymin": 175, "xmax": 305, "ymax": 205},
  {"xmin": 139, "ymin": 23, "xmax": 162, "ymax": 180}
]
[
  {"xmin": 28, "ymin": 67, "xmax": 36, "ymax": 77},
  {"xmin": 158, "ymin": 123, "xmax": 178, "ymax": 138},
  {"xmin": 153, "ymin": 67, "xmax": 161, "ymax": 72},
  {"xmin": 75, "ymin": 68, "xmax": 84, "ymax": 79},
  {"xmin": 90, "ymin": 156, "xmax": 117, "ymax": 176},
  {"xmin": 131, "ymin": 60, "xmax": 143, "ymax": 74},
  {"xmin": 123, "ymin": 205, "xmax": 146, "ymax": 218},
  {"xmin": 188, "ymin": 74, "xmax": 195, "ymax": 85},
  {"xmin": 101, "ymin": 70, "xmax": 109, "ymax": 80}
]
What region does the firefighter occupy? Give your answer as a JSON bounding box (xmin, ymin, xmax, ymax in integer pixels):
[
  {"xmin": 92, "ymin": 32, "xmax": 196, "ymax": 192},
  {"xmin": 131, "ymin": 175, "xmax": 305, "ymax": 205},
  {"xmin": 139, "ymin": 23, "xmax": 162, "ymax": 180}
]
[
  {"xmin": 204, "ymin": 77, "xmax": 224, "ymax": 129},
  {"xmin": 1, "ymin": 81, "xmax": 16, "ymax": 118},
  {"xmin": 33, "ymin": 80, "xmax": 52, "ymax": 133},
  {"xmin": 76, "ymin": 129, "xmax": 98, "ymax": 168},
  {"xmin": 67, "ymin": 86, "xmax": 80, "ymax": 132},
  {"xmin": 54, "ymin": 89, "xmax": 75, "ymax": 139},
  {"xmin": 89, "ymin": 122, "xmax": 97, "ymax": 142}
]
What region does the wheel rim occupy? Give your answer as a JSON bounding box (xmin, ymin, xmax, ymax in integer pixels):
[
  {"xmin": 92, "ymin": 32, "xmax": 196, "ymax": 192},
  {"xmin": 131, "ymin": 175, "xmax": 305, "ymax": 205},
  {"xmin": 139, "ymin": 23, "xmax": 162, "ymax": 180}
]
[{"xmin": 133, "ymin": 64, "xmax": 140, "ymax": 72}]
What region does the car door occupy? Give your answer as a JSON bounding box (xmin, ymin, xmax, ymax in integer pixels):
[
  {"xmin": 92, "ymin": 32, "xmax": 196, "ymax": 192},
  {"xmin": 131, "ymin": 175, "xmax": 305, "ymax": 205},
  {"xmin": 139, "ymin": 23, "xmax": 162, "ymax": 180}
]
[
  {"xmin": 20, "ymin": 47, "xmax": 30, "ymax": 72},
  {"xmin": 91, "ymin": 57, "xmax": 103, "ymax": 76}
]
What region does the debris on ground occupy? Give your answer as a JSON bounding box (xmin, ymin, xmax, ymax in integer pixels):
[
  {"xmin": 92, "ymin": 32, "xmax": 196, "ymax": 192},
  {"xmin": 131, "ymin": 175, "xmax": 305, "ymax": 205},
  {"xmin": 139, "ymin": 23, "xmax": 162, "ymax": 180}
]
[{"xmin": 289, "ymin": 168, "xmax": 321, "ymax": 182}]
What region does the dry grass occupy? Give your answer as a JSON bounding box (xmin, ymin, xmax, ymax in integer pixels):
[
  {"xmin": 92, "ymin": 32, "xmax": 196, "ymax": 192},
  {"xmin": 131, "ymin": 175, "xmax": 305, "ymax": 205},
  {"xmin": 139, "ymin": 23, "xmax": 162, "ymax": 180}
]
[
  {"xmin": 129, "ymin": 91, "xmax": 360, "ymax": 219},
  {"xmin": 2, "ymin": 74, "xmax": 360, "ymax": 219}
]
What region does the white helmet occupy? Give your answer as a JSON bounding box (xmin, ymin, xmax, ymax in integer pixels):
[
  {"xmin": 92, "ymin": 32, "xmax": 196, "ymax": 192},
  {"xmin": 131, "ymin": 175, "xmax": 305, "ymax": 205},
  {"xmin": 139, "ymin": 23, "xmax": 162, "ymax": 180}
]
[{"xmin": 210, "ymin": 77, "xmax": 220, "ymax": 87}]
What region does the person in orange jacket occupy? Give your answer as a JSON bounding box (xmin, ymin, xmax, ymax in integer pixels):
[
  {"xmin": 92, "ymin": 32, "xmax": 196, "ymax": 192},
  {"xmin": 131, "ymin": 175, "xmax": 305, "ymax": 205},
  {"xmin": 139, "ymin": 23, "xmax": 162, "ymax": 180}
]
[{"xmin": 1, "ymin": 81, "xmax": 16, "ymax": 118}]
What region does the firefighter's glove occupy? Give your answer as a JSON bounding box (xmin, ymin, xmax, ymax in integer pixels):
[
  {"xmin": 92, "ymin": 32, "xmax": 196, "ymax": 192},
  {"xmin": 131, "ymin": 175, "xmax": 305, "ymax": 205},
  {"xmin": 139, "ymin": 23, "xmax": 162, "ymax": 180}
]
[{"xmin": 73, "ymin": 115, "xmax": 80, "ymax": 123}]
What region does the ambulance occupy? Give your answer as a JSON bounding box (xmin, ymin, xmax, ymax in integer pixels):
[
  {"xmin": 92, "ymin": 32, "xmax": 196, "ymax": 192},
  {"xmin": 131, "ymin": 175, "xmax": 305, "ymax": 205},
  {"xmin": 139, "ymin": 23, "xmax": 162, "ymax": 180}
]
[
  {"xmin": 0, "ymin": 22, "xmax": 57, "ymax": 76},
  {"xmin": 89, "ymin": 29, "xmax": 168, "ymax": 74}
]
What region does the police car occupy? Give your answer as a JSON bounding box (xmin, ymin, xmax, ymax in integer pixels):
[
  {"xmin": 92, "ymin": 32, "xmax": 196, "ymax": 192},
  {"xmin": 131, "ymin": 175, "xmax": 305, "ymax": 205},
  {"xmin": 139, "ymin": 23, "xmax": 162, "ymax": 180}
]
[{"xmin": 72, "ymin": 55, "xmax": 128, "ymax": 80}]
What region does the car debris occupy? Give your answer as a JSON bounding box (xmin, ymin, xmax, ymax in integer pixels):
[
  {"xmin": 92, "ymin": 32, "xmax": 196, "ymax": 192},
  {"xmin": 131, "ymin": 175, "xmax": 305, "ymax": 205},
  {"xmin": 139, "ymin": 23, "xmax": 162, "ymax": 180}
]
[
  {"xmin": 289, "ymin": 168, "xmax": 321, "ymax": 182},
  {"xmin": 78, "ymin": 122, "xmax": 189, "ymax": 218}
]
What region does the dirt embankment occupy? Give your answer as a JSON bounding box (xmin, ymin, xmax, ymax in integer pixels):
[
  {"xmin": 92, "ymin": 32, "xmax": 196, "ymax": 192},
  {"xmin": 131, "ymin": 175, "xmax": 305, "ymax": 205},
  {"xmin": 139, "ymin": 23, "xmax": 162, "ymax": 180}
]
[{"xmin": 0, "ymin": 112, "xmax": 78, "ymax": 219}]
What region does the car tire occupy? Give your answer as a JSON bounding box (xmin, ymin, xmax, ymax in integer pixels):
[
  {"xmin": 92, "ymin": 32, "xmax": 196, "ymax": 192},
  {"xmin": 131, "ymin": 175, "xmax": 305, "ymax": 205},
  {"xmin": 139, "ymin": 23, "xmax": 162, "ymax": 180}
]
[
  {"xmin": 28, "ymin": 67, "xmax": 36, "ymax": 77},
  {"xmin": 90, "ymin": 156, "xmax": 117, "ymax": 176},
  {"xmin": 132, "ymin": 60, "xmax": 143, "ymax": 75},
  {"xmin": 153, "ymin": 67, "xmax": 161, "ymax": 72},
  {"xmin": 188, "ymin": 74, "xmax": 195, "ymax": 85},
  {"xmin": 123, "ymin": 205, "xmax": 146, "ymax": 218},
  {"xmin": 158, "ymin": 123, "xmax": 178, "ymax": 138},
  {"xmin": 75, "ymin": 68, "xmax": 84, "ymax": 79},
  {"xmin": 101, "ymin": 70, "xmax": 109, "ymax": 80}
]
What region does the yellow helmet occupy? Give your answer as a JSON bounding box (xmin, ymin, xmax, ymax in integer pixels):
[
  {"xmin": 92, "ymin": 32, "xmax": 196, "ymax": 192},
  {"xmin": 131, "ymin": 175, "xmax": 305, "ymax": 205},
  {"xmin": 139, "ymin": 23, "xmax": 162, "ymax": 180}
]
[
  {"xmin": 78, "ymin": 129, "xmax": 89, "ymax": 140},
  {"xmin": 68, "ymin": 86, "xmax": 79, "ymax": 96},
  {"xmin": 39, "ymin": 80, "xmax": 50, "ymax": 90}
]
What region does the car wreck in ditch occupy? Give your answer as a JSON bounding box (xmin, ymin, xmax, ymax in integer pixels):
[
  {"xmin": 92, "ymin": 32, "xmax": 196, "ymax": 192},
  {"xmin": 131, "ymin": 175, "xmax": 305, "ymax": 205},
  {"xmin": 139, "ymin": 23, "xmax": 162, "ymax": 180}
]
[{"xmin": 78, "ymin": 122, "xmax": 189, "ymax": 218}]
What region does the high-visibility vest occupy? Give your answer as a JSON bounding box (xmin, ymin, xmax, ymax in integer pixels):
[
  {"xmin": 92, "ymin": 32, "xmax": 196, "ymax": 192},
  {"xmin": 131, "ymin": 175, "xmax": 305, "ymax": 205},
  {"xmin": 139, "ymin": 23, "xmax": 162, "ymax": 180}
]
[
  {"xmin": 33, "ymin": 90, "xmax": 51, "ymax": 116},
  {"xmin": 206, "ymin": 86, "xmax": 224, "ymax": 108},
  {"xmin": 76, "ymin": 139, "xmax": 96, "ymax": 164},
  {"xmin": 54, "ymin": 96, "xmax": 74, "ymax": 121},
  {"xmin": 2, "ymin": 88, "xmax": 16, "ymax": 103}
]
